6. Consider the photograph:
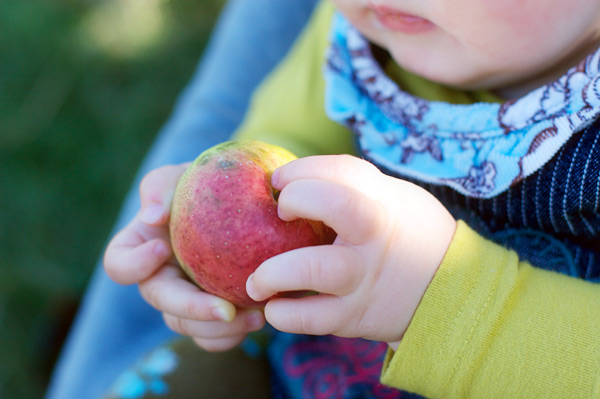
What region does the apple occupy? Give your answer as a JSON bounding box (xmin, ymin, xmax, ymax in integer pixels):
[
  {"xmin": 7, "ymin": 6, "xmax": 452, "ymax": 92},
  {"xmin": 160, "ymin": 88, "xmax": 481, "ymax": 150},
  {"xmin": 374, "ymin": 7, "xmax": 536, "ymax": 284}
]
[{"xmin": 170, "ymin": 139, "xmax": 336, "ymax": 308}]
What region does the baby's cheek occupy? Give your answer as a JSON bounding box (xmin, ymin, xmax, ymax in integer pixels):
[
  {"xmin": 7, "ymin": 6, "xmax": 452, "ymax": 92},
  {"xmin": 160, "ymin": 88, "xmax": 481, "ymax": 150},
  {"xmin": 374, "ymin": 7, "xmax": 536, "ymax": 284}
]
[
  {"xmin": 450, "ymin": 0, "xmax": 569, "ymax": 64},
  {"xmin": 476, "ymin": 0, "xmax": 565, "ymax": 36}
]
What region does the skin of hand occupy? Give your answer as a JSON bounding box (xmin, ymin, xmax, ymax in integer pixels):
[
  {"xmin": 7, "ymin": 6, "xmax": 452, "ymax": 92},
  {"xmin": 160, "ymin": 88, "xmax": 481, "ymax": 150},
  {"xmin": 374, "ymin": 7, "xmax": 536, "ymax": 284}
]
[
  {"xmin": 103, "ymin": 164, "xmax": 266, "ymax": 352},
  {"xmin": 246, "ymin": 155, "xmax": 457, "ymax": 350}
]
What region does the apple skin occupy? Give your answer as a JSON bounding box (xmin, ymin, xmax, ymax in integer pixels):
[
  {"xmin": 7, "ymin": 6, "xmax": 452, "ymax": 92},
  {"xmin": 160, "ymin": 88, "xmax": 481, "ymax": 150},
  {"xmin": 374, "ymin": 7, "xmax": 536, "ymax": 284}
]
[{"xmin": 170, "ymin": 139, "xmax": 336, "ymax": 308}]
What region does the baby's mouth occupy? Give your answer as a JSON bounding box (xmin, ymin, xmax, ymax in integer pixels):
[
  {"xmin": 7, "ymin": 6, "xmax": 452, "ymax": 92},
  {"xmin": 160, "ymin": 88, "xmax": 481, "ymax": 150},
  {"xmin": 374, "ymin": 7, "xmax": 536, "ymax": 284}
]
[{"xmin": 367, "ymin": 4, "xmax": 434, "ymax": 34}]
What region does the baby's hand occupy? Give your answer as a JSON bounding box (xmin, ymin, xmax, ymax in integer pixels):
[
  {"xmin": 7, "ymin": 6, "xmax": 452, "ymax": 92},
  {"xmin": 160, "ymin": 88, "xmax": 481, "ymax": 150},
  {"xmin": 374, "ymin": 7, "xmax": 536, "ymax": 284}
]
[
  {"xmin": 103, "ymin": 164, "xmax": 265, "ymax": 352},
  {"xmin": 246, "ymin": 155, "xmax": 456, "ymax": 349}
]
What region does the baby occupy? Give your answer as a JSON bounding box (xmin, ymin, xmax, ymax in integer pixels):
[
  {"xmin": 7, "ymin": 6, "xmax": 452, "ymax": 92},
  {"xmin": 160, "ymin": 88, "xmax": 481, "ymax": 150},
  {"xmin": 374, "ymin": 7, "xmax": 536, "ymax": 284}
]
[{"xmin": 104, "ymin": 0, "xmax": 600, "ymax": 397}]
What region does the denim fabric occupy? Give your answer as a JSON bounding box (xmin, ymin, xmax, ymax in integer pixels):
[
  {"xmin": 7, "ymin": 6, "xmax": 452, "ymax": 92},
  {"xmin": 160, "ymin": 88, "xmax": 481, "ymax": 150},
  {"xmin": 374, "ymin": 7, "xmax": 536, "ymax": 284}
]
[
  {"xmin": 45, "ymin": 1, "xmax": 318, "ymax": 398},
  {"xmin": 408, "ymin": 121, "xmax": 600, "ymax": 280}
]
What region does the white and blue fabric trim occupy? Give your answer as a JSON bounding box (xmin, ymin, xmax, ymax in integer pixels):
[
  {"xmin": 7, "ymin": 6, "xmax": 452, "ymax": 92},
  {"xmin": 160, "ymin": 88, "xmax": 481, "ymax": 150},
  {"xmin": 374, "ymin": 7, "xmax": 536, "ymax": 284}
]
[{"xmin": 324, "ymin": 12, "xmax": 600, "ymax": 198}]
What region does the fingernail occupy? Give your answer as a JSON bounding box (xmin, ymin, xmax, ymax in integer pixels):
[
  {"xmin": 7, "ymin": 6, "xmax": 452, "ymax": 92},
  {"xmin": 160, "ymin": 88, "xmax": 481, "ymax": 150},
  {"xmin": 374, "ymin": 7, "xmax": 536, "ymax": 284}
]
[
  {"xmin": 141, "ymin": 203, "xmax": 163, "ymax": 224},
  {"xmin": 246, "ymin": 274, "xmax": 256, "ymax": 300},
  {"xmin": 212, "ymin": 306, "xmax": 234, "ymax": 322},
  {"xmin": 271, "ymin": 168, "xmax": 280, "ymax": 188}
]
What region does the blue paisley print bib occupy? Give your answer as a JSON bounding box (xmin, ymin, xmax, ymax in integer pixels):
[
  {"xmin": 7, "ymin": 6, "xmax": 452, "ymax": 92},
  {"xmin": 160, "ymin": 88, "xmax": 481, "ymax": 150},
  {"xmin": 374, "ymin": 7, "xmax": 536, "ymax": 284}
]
[{"xmin": 324, "ymin": 12, "xmax": 600, "ymax": 198}]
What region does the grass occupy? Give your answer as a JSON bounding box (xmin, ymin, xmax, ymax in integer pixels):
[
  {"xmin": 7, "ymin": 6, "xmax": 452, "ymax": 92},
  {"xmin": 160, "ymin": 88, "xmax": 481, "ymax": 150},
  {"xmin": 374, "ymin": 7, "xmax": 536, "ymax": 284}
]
[{"xmin": 0, "ymin": 0, "xmax": 223, "ymax": 397}]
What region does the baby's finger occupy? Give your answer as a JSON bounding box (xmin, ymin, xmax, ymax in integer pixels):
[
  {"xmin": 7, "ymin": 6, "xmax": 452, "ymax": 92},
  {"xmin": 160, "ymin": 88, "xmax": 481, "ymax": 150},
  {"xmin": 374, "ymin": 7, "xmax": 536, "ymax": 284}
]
[
  {"xmin": 264, "ymin": 295, "xmax": 348, "ymax": 337},
  {"xmin": 192, "ymin": 335, "xmax": 248, "ymax": 353},
  {"xmin": 163, "ymin": 309, "xmax": 264, "ymax": 339},
  {"xmin": 272, "ymin": 154, "xmax": 383, "ymax": 195},
  {"xmin": 247, "ymin": 245, "xmax": 361, "ymax": 302},
  {"xmin": 139, "ymin": 164, "xmax": 189, "ymax": 225},
  {"xmin": 139, "ymin": 264, "xmax": 236, "ymax": 322},
  {"xmin": 277, "ymin": 179, "xmax": 386, "ymax": 245},
  {"xmin": 104, "ymin": 225, "xmax": 171, "ymax": 285}
]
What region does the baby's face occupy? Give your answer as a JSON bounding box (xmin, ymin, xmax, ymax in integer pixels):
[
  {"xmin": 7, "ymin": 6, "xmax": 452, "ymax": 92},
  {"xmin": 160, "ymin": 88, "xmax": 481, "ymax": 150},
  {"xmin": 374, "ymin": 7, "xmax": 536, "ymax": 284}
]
[{"xmin": 333, "ymin": 0, "xmax": 600, "ymax": 96}]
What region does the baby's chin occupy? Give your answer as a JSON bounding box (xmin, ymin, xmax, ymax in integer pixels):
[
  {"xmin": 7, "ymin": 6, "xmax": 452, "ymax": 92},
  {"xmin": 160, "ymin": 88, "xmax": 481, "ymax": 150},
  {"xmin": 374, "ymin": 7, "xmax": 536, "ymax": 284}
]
[
  {"xmin": 402, "ymin": 62, "xmax": 522, "ymax": 96},
  {"xmin": 408, "ymin": 58, "xmax": 561, "ymax": 99},
  {"xmin": 408, "ymin": 64, "xmax": 493, "ymax": 89},
  {"xmin": 382, "ymin": 42, "xmax": 541, "ymax": 98}
]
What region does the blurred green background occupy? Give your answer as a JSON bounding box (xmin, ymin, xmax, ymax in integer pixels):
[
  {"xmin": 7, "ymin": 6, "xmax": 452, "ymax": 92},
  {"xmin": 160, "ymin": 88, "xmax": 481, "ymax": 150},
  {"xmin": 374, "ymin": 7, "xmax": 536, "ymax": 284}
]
[{"xmin": 1, "ymin": 0, "xmax": 223, "ymax": 397}]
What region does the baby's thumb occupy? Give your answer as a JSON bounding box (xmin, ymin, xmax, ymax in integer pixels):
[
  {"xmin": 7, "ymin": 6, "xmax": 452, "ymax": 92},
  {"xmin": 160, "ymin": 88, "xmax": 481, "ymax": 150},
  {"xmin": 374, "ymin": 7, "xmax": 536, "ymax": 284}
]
[{"xmin": 139, "ymin": 163, "xmax": 189, "ymax": 225}]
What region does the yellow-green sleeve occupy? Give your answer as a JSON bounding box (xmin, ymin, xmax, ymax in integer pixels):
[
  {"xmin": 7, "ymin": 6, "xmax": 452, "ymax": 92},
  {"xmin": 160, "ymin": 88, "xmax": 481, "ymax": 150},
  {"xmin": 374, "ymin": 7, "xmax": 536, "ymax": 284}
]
[
  {"xmin": 381, "ymin": 220, "xmax": 600, "ymax": 398},
  {"xmin": 232, "ymin": 0, "xmax": 355, "ymax": 158}
]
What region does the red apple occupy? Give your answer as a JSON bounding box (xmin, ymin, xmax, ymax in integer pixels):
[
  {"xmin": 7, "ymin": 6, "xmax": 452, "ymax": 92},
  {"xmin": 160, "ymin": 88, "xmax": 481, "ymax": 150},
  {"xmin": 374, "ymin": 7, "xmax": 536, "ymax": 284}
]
[{"xmin": 170, "ymin": 139, "xmax": 336, "ymax": 308}]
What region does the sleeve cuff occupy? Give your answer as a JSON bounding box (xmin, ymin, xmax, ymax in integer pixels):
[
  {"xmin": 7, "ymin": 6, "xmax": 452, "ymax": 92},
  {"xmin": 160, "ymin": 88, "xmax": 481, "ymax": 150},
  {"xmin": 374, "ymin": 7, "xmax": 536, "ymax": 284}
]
[
  {"xmin": 380, "ymin": 220, "xmax": 514, "ymax": 397},
  {"xmin": 380, "ymin": 220, "xmax": 600, "ymax": 398}
]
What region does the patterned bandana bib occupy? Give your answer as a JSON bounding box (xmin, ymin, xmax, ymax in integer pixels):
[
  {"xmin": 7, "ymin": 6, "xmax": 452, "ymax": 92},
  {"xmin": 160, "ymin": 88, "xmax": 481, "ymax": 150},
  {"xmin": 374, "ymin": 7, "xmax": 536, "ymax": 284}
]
[{"xmin": 324, "ymin": 12, "xmax": 600, "ymax": 198}]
